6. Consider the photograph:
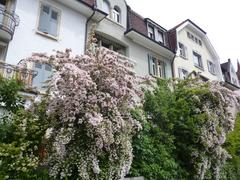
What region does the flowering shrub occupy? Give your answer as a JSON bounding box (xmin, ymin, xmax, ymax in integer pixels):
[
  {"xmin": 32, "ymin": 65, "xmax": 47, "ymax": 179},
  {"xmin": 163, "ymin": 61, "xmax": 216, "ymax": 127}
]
[
  {"xmin": 129, "ymin": 78, "xmax": 240, "ymax": 180},
  {"xmin": 23, "ymin": 44, "xmax": 142, "ymax": 179}
]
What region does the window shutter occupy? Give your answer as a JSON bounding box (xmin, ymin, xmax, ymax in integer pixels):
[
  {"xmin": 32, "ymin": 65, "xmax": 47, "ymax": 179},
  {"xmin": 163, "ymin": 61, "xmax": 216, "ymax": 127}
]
[
  {"xmin": 39, "ymin": 5, "xmax": 50, "ymax": 33},
  {"xmin": 49, "ymin": 10, "xmax": 58, "ymax": 37},
  {"xmin": 148, "ymin": 54, "xmax": 153, "ymax": 75}
]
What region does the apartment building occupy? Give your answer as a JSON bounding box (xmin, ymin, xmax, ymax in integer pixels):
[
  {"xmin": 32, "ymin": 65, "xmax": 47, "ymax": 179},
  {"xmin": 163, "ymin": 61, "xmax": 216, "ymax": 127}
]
[
  {"xmin": 221, "ymin": 59, "xmax": 240, "ymax": 90},
  {"xmin": 168, "ymin": 19, "xmax": 223, "ymax": 81},
  {"xmin": 88, "ymin": 0, "xmax": 175, "ymax": 78},
  {"xmin": 0, "ymin": 0, "xmax": 224, "ymax": 92}
]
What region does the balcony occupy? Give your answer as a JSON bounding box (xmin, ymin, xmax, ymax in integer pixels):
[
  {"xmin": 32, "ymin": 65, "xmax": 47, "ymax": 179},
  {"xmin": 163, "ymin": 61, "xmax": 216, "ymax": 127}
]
[
  {"xmin": 0, "ymin": 61, "xmax": 36, "ymax": 88},
  {"xmin": 0, "ymin": 7, "xmax": 19, "ymax": 41}
]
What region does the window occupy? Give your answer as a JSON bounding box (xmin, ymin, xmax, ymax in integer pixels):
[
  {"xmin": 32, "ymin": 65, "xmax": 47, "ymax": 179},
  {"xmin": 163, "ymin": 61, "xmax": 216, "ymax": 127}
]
[
  {"xmin": 0, "ymin": 0, "xmax": 6, "ymax": 6},
  {"xmin": 0, "ymin": 42, "xmax": 7, "ymax": 61},
  {"xmin": 193, "ymin": 51, "xmax": 203, "ymax": 68},
  {"xmin": 33, "ymin": 63, "xmax": 52, "ymax": 90},
  {"xmin": 148, "ymin": 25, "xmax": 155, "ymax": 40},
  {"xmin": 156, "ymin": 31, "xmax": 164, "ymax": 44},
  {"xmin": 148, "ymin": 55, "xmax": 165, "ymax": 77},
  {"xmin": 112, "ymin": 6, "xmax": 121, "ymax": 23},
  {"xmin": 198, "ymin": 40, "xmax": 202, "ymax": 46},
  {"xmin": 178, "ymin": 68, "xmax": 188, "ymax": 79},
  {"xmin": 179, "ymin": 42, "xmax": 187, "ymax": 59},
  {"xmin": 97, "ymin": 35, "xmax": 126, "ymax": 55},
  {"xmin": 207, "ymin": 61, "xmax": 216, "ymax": 74},
  {"xmin": 102, "ymin": 0, "xmax": 110, "ymax": 14},
  {"xmin": 38, "ymin": 4, "xmax": 60, "ymax": 37}
]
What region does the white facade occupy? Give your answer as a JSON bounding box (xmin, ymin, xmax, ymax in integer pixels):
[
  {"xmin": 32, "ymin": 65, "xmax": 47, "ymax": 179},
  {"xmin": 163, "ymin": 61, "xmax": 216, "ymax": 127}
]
[
  {"xmin": 173, "ymin": 21, "xmax": 223, "ymax": 81},
  {"xmin": 6, "ymin": 0, "xmax": 88, "ymax": 65}
]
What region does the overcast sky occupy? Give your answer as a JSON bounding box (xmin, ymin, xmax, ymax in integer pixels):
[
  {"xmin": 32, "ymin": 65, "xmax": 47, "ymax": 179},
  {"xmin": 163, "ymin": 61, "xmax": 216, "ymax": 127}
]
[{"xmin": 126, "ymin": 0, "xmax": 240, "ymax": 69}]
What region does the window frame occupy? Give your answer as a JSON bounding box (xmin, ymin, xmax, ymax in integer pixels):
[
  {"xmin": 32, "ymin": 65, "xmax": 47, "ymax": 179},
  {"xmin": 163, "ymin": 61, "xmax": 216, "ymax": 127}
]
[
  {"xmin": 178, "ymin": 42, "xmax": 188, "ymax": 59},
  {"xmin": 207, "ymin": 60, "xmax": 216, "ymax": 75},
  {"xmin": 178, "ymin": 68, "xmax": 189, "ymax": 79},
  {"xmin": 148, "ymin": 54, "xmax": 166, "ymax": 78},
  {"xmin": 156, "ymin": 30, "xmax": 164, "ymax": 44},
  {"xmin": 193, "ymin": 51, "xmax": 203, "ymax": 69},
  {"xmin": 148, "ymin": 25, "xmax": 155, "ymax": 40},
  {"xmin": 36, "ymin": 2, "xmax": 61, "ymax": 40},
  {"xmin": 112, "ymin": 6, "xmax": 121, "ymax": 24}
]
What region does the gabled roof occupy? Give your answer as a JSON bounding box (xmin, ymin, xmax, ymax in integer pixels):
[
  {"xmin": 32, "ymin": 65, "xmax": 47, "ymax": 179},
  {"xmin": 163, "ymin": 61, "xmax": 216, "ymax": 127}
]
[{"xmin": 169, "ymin": 19, "xmax": 206, "ymax": 34}]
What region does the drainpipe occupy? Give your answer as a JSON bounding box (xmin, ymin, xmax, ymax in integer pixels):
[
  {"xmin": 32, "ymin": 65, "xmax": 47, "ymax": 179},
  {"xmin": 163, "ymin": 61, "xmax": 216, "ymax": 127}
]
[
  {"xmin": 84, "ymin": 2, "xmax": 107, "ymax": 53},
  {"xmin": 171, "ymin": 54, "xmax": 176, "ymax": 78},
  {"xmin": 84, "ymin": 10, "xmax": 96, "ymax": 52}
]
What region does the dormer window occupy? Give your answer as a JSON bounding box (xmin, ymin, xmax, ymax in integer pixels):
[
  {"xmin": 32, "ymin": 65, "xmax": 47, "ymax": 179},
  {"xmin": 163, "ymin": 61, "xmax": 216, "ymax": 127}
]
[
  {"xmin": 148, "ymin": 25, "xmax": 154, "ymax": 40},
  {"xmin": 156, "ymin": 30, "xmax": 164, "ymax": 44},
  {"xmin": 113, "ymin": 6, "xmax": 121, "ymax": 23},
  {"xmin": 102, "ymin": 0, "xmax": 110, "ymax": 14}
]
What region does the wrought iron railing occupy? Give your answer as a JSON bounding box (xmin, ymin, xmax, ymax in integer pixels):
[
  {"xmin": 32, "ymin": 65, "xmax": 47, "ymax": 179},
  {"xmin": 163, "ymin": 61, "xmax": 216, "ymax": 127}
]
[
  {"xmin": 0, "ymin": 7, "xmax": 19, "ymax": 39},
  {"xmin": 0, "ymin": 61, "xmax": 36, "ymax": 87}
]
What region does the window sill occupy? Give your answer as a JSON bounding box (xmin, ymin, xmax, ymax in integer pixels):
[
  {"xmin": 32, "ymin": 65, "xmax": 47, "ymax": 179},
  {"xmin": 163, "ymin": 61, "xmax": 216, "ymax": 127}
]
[
  {"xmin": 36, "ymin": 31, "xmax": 59, "ymax": 41},
  {"xmin": 194, "ymin": 65, "xmax": 204, "ymax": 71}
]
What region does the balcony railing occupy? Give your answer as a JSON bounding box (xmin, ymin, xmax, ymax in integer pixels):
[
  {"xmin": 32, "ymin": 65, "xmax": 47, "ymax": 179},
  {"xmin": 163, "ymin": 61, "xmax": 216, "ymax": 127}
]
[
  {"xmin": 0, "ymin": 7, "xmax": 19, "ymax": 40},
  {"xmin": 0, "ymin": 61, "xmax": 36, "ymax": 87}
]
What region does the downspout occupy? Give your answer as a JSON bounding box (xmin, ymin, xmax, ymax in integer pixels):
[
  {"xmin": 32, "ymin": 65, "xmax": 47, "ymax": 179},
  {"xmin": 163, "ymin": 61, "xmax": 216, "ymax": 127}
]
[
  {"xmin": 84, "ymin": 10, "xmax": 96, "ymax": 53},
  {"xmin": 171, "ymin": 54, "xmax": 176, "ymax": 78}
]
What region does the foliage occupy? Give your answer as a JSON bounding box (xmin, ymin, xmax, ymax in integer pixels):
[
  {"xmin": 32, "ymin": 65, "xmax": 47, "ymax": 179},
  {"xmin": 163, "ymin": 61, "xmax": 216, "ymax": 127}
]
[
  {"xmin": 129, "ymin": 78, "xmax": 239, "ymax": 180},
  {"xmin": 22, "ymin": 45, "xmax": 142, "ymax": 179},
  {"xmin": 0, "ymin": 77, "xmax": 49, "ymax": 179},
  {"xmin": 221, "ymin": 114, "xmax": 240, "ymax": 179},
  {"xmin": 0, "ymin": 75, "xmax": 23, "ymax": 112},
  {"xmin": 129, "ymin": 80, "xmax": 186, "ymax": 179}
]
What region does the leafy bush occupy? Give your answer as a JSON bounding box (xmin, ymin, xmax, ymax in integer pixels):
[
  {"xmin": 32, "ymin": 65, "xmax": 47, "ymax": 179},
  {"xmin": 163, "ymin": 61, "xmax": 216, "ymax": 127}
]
[
  {"xmin": 129, "ymin": 78, "xmax": 239, "ymax": 179},
  {"xmin": 221, "ymin": 114, "xmax": 240, "ymax": 179},
  {"xmin": 0, "ymin": 77, "xmax": 48, "ymax": 179}
]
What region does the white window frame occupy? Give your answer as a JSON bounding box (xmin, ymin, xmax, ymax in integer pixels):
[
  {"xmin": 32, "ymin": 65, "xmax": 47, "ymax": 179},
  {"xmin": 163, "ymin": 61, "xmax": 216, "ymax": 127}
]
[
  {"xmin": 193, "ymin": 51, "xmax": 203, "ymax": 69},
  {"xmin": 156, "ymin": 30, "xmax": 164, "ymax": 44},
  {"xmin": 207, "ymin": 60, "xmax": 216, "ymax": 75},
  {"xmin": 112, "ymin": 6, "xmax": 121, "ymax": 23},
  {"xmin": 178, "ymin": 68, "xmax": 189, "ymax": 79},
  {"xmin": 148, "ymin": 25, "xmax": 155, "ymax": 40},
  {"xmin": 148, "ymin": 55, "xmax": 165, "ymax": 78},
  {"xmin": 36, "ymin": 2, "xmax": 61, "ymax": 40},
  {"xmin": 179, "ymin": 42, "xmax": 188, "ymax": 59}
]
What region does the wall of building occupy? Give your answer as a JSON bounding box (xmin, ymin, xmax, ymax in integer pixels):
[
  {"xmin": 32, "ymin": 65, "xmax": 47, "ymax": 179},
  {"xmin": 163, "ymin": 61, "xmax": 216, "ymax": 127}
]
[
  {"xmin": 174, "ymin": 27, "xmax": 221, "ymax": 81},
  {"xmin": 6, "ymin": 0, "xmax": 87, "ymax": 65}
]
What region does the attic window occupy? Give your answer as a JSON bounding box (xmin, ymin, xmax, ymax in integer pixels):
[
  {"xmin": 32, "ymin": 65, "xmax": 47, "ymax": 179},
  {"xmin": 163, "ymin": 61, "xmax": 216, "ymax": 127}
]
[
  {"xmin": 148, "ymin": 25, "xmax": 155, "ymax": 40},
  {"xmin": 156, "ymin": 30, "xmax": 164, "ymax": 44},
  {"xmin": 113, "ymin": 6, "xmax": 121, "ymax": 23}
]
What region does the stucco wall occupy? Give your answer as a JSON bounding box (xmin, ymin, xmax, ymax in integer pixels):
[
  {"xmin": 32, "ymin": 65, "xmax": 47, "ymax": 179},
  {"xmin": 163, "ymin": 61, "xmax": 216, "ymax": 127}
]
[
  {"xmin": 6, "ymin": 0, "xmax": 87, "ymax": 65},
  {"xmin": 174, "ymin": 27, "xmax": 221, "ymax": 81}
]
